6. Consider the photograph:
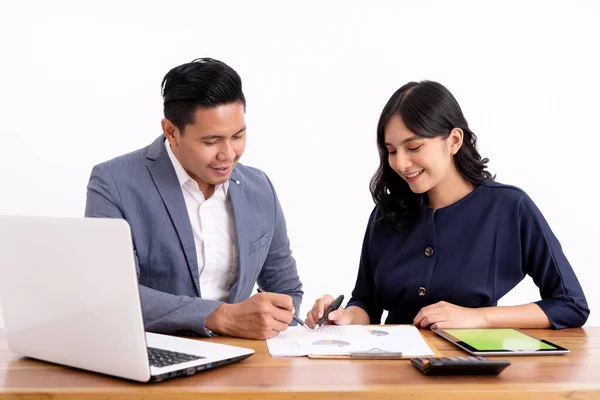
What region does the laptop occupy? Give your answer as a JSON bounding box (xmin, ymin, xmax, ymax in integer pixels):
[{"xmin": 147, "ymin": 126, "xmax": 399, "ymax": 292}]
[{"xmin": 0, "ymin": 215, "xmax": 254, "ymax": 382}]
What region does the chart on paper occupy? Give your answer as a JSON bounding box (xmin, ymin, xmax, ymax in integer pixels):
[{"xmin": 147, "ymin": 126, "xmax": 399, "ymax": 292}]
[
  {"xmin": 367, "ymin": 325, "xmax": 437, "ymax": 357},
  {"xmin": 266, "ymin": 325, "xmax": 435, "ymax": 357},
  {"xmin": 266, "ymin": 325, "xmax": 372, "ymax": 357}
]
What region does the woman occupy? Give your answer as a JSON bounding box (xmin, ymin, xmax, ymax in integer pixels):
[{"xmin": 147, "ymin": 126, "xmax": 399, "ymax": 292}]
[{"xmin": 306, "ymin": 81, "xmax": 589, "ymax": 330}]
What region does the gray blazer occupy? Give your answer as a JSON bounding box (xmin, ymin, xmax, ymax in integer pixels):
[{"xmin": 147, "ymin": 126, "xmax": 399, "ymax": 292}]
[{"xmin": 85, "ymin": 136, "xmax": 303, "ymax": 337}]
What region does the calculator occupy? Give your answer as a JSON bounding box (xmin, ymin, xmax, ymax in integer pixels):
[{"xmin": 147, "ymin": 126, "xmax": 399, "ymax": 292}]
[{"xmin": 410, "ymin": 356, "xmax": 511, "ymax": 375}]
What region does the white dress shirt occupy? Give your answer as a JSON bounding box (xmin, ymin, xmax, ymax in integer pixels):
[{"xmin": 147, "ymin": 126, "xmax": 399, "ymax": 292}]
[{"xmin": 165, "ymin": 139, "xmax": 239, "ymax": 302}]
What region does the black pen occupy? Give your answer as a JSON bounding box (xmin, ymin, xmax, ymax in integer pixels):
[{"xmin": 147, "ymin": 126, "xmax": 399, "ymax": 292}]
[
  {"xmin": 315, "ymin": 294, "xmax": 345, "ymax": 329},
  {"xmin": 256, "ymin": 288, "xmax": 310, "ymax": 330}
]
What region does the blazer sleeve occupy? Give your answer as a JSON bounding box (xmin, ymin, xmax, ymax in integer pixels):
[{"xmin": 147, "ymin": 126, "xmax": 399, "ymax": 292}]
[
  {"xmin": 346, "ymin": 209, "xmax": 384, "ymax": 324},
  {"xmin": 256, "ymin": 174, "xmax": 303, "ymax": 321},
  {"xmin": 519, "ymin": 194, "xmax": 589, "ymax": 328},
  {"xmin": 85, "ymin": 163, "xmax": 222, "ymax": 337}
]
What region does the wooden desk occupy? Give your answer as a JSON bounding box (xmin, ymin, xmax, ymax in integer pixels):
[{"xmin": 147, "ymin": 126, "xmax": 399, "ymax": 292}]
[{"xmin": 1, "ymin": 327, "xmax": 599, "ymax": 399}]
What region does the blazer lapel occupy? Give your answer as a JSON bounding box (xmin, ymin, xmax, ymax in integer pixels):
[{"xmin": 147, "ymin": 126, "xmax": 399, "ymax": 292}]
[
  {"xmin": 227, "ymin": 170, "xmax": 250, "ymax": 303},
  {"xmin": 146, "ymin": 137, "xmax": 200, "ymax": 296}
]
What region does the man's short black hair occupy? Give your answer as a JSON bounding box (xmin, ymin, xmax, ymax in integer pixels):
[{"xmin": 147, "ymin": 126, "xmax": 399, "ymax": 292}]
[{"xmin": 161, "ymin": 58, "xmax": 246, "ymax": 133}]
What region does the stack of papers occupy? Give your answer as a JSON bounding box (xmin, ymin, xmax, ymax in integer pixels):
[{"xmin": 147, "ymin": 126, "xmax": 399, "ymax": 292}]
[{"xmin": 266, "ymin": 325, "xmax": 435, "ymax": 358}]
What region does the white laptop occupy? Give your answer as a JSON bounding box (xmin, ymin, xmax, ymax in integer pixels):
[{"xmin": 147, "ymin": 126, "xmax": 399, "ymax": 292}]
[{"xmin": 0, "ymin": 215, "xmax": 254, "ymax": 382}]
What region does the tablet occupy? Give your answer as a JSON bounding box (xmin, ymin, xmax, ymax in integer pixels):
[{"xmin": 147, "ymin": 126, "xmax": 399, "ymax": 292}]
[{"xmin": 432, "ymin": 328, "xmax": 569, "ymax": 356}]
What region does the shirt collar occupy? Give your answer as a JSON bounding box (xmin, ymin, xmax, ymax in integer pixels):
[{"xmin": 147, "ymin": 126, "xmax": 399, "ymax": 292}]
[{"xmin": 164, "ymin": 138, "xmax": 229, "ymax": 195}]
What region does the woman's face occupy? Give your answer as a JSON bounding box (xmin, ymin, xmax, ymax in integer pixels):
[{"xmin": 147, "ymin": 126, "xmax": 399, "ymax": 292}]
[{"xmin": 384, "ymin": 114, "xmax": 461, "ymax": 194}]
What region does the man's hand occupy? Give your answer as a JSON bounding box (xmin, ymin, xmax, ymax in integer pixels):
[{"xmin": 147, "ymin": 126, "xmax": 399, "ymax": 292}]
[
  {"xmin": 206, "ymin": 292, "xmax": 294, "ymax": 339},
  {"xmin": 413, "ymin": 301, "xmax": 487, "ymax": 329}
]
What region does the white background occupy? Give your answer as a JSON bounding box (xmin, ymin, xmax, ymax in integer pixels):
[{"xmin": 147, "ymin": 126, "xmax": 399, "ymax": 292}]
[{"xmin": 1, "ymin": 0, "xmax": 598, "ymax": 327}]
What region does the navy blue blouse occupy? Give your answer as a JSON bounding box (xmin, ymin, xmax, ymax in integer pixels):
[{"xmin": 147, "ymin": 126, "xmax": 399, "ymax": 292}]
[{"xmin": 346, "ymin": 182, "xmax": 589, "ymax": 329}]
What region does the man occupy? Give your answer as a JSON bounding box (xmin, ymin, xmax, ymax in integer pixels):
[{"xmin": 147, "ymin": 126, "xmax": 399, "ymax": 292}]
[{"xmin": 85, "ymin": 58, "xmax": 303, "ymax": 339}]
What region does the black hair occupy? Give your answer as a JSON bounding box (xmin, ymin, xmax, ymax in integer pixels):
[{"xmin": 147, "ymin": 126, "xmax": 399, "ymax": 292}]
[
  {"xmin": 161, "ymin": 58, "xmax": 246, "ymax": 133},
  {"xmin": 370, "ymin": 81, "xmax": 494, "ymax": 230}
]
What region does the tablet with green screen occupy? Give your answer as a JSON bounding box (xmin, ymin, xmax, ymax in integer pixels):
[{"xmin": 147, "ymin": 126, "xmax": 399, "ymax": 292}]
[{"xmin": 433, "ymin": 328, "xmax": 569, "ymax": 356}]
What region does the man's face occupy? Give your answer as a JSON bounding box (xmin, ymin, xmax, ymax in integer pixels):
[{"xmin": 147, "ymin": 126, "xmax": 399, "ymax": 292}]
[{"xmin": 163, "ymin": 102, "xmax": 246, "ymax": 194}]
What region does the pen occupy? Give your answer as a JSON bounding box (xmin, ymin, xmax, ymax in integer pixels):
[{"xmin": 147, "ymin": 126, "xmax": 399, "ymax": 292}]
[
  {"xmin": 315, "ymin": 294, "xmax": 345, "ymax": 329},
  {"xmin": 256, "ymin": 288, "xmax": 310, "ymax": 330}
]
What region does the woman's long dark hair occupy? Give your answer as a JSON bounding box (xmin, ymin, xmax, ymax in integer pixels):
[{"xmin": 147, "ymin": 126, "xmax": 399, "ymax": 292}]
[{"xmin": 370, "ymin": 81, "xmax": 494, "ymax": 230}]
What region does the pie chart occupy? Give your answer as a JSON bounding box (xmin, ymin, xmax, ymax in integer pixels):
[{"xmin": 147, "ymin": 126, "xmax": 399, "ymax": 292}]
[
  {"xmin": 312, "ymin": 339, "xmax": 351, "ymax": 347},
  {"xmin": 368, "ymin": 329, "xmax": 389, "ymax": 336}
]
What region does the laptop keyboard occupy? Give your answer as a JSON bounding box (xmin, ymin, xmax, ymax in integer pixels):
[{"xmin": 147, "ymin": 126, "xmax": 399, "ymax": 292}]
[{"xmin": 147, "ymin": 347, "xmax": 205, "ymax": 368}]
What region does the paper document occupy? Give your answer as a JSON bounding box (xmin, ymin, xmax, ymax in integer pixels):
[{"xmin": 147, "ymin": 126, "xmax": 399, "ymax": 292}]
[{"xmin": 266, "ymin": 325, "xmax": 435, "ymax": 358}]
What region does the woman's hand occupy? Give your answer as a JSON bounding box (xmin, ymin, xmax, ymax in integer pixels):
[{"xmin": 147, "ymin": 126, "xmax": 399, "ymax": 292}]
[
  {"xmin": 305, "ymin": 294, "xmax": 354, "ymax": 328},
  {"xmin": 413, "ymin": 301, "xmax": 487, "ymax": 329}
]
